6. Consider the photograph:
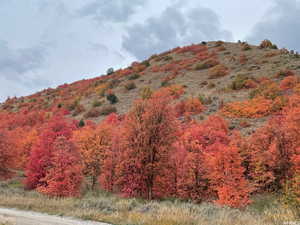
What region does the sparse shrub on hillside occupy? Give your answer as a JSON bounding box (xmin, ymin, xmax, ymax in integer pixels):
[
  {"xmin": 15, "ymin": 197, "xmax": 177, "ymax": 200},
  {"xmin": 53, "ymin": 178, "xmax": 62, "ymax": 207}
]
[
  {"xmin": 215, "ymin": 40, "xmax": 224, "ymax": 47},
  {"xmin": 163, "ymin": 55, "xmax": 173, "ymax": 61},
  {"xmin": 106, "ymin": 67, "xmax": 114, "ymax": 75},
  {"xmin": 140, "ymin": 86, "xmax": 153, "ymax": 99},
  {"xmin": 275, "ymin": 69, "xmax": 295, "ymax": 78},
  {"xmin": 249, "ymin": 81, "xmax": 281, "ymax": 100},
  {"xmin": 241, "ymin": 42, "xmax": 251, "ymax": 51},
  {"xmin": 194, "ymin": 59, "xmax": 219, "ymax": 70},
  {"xmin": 128, "ymin": 73, "xmax": 140, "ymax": 80},
  {"xmin": 222, "ymin": 95, "xmax": 287, "ymax": 118},
  {"xmin": 239, "ymin": 120, "xmax": 251, "ymax": 128},
  {"xmin": 294, "ymin": 83, "xmax": 300, "ymax": 94},
  {"xmin": 222, "ymin": 97, "xmax": 274, "ymax": 118},
  {"xmin": 92, "ymin": 100, "xmax": 103, "ymax": 107},
  {"xmin": 141, "ymin": 60, "xmax": 150, "ymax": 67},
  {"xmin": 97, "ymin": 86, "xmax": 108, "ymax": 97},
  {"xmin": 72, "ymin": 104, "xmax": 85, "ymax": 116},
  {"xmin": 198, "ymin": 94, "xmax": 212, "ymax": 105},
  {"xmin": 259, "ymin": 39, "xmax": 278, "ymax": 49},
  {"xmin": 107, "ymin": 79, "xmax": 120, "ymax": 89},
  {"xmin": 209, "ymin": 65, "xmax": 229, "ymax": 79},
  {"xmin": 66, "ymin": 99, "xmax": 80, "ymax": 111},
  {"xmin": 265, "ymin": 52, "xmax": 279, "ymax": 57},
  {"xmin": 161, "ymin": 80, "xmax": 169, "ymax": 87},
  {"xmin": 131, "ymin": 62, "xmax": 147, "ymax": 73},
  {"xmin": 78, "ymin": 119, "xmax": 85, "ymax": 127},
  {"xmin": 99, "ymin": 106, "xmax": 117, "ymax": 116},
  {"xmin": 124, "ymin": 81, "xmax": 136, "ymax": 91},
  {"xmin": 149, "ymin": 54, "xmax": 158, "ymax": 60},
  {"xmin": 165, "ymin": 84, "xmax": 185, "ymax": 98},
  {"xmin": 230, "ymin": 74, "xmax": 256, "ymax": 90},
  {"xmin": 280, "ymin": 76, "xmax": 299, "ymax": 90},
  {"xmin": 208, "ymin": 82, "xmax": 216, "ymax": 89},
  {"xmin": 84, "ymin": 108, "xmax": 101, "ymax": 118},
  {"xmin": 244, "ymin": 79, "xmax": 257, "ymax": 89},
  {"xmin": 106, "ymin": 91, "xmax": 118, "ymax": 104},
  {"xmin": 175, "ymin": 97, "xmax": 205, "ymax": 117}
]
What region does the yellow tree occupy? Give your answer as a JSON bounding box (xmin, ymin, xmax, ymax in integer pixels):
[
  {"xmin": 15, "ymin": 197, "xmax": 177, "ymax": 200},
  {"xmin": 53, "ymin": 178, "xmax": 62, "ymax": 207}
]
[{"xmin": 73, "ymin": 121, "xmax": 113, "ymax": 190}]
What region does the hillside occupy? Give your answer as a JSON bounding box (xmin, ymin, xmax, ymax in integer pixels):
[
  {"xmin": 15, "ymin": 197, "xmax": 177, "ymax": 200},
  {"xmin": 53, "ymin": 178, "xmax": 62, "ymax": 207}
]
[
  {"xmin": 2, "ymin": 40, "xmax": 300, "ymax": 225},
  {"xmin": 1, "ymin": 40, "xmax": 299, "ymax": 134}
]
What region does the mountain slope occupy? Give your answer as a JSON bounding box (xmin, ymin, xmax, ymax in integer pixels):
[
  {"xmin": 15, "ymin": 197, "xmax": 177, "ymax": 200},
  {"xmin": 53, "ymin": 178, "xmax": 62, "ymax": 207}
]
[{"xmin": 1, "ymin": 40, "xmax": 300, "ymax": 134}]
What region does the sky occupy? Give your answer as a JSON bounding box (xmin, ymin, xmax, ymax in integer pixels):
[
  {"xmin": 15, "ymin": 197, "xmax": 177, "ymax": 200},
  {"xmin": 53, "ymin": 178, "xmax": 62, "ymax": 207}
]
[{"xmin": 0, "ymin": 0, "xmax": 300, "ymax": 101}]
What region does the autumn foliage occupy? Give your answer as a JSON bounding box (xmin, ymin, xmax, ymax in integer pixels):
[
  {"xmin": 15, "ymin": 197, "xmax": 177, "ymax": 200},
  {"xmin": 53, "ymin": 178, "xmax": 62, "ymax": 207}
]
[
  {"xmin": 116, "ymin": 96, "xmax": 178, "ymax": 199},
  {"xmin": 24, "ymin": 114, "xmax": 82, "ymax": 197},
  {"xmin": 37, "ymin": 136, "xmax": 83, "ymax": 197},
  {"xmin": 3, "ymin": 42, "xmax": 300, "ymax": 209},
  {"xmin": 0, "ymin": 131, "xmax": 12, "ymax": 179}
]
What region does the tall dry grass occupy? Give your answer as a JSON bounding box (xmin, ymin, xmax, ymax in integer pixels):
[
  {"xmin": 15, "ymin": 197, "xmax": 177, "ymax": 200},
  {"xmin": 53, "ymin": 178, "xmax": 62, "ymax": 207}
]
[{"xmin": 0, "ymin": 179, "xmax": 299, "ymax": 225}]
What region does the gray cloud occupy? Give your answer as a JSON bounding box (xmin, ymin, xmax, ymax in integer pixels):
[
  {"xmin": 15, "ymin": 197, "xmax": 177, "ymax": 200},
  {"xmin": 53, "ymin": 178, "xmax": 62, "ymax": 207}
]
[
  {"xmin": 122, "ymin": 4, "xmax": 233, "ymax": 60},
  {"xmin": 247, "ymin": 0, "xmax": 300, "ymax": 51},
  {"xmin": 77, "ymin": 0, "xmax": 144, "ymax": 23},
  {"xmin": 0, "ymin": 41, "xmax": 47, "ymax": 81}
]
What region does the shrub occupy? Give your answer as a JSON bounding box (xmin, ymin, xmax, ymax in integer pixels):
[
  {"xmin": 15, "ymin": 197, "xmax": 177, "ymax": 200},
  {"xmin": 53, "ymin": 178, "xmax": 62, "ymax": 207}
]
[
  {"xmin": 175, "ymin": 97, "xmax": 205, "ymax": 117},
  {"xmin": 275, "ymin": 69, "xmax": 295, "ymax": 78},
  {"xmin": 241, "ymin": 42, "xmax": 251, "ymax": 51},
  {"xmin": 78, "ymin": 119, "xmax": 85, "ymax": 127},
  {"xmin": 84, "ymin": 108, "xmax": 101, "ymax": 118},
  {"xmin": 140, "ymin": 87, "xmax": 153, "ymax": 99},
  {"xmin": 92, "ymin": 100, "xmax": 103, "ymax": 107},
  {"xmin": 163, "ymin": 55, "xmax": 173, "ymax": 61},
  {"xmin": 128, "ymin": 73, "xmax": 140, "ymax": 80},
  {"xmin": 215, "ymin": 40, "xmax": 224, "ymax": 47},
  {"xmin": 106, "ymin": 68, "xmax": 114, "ymax": 75},
  {"xmin": 99, "ymin": 106, "xmax": 117, "ymax": 116},
  {"xmin": 280, "ymin": 76, "xmax": 298, "ymax": 90},
  {"xmin": 161, "ymin": 80, "xmax": 169, "ymax": 87},
  {"xmin": 209, "ymin": 65, "xmax": 229, "ymax": 79},
  {"xmin": 194, "ymin": 59, "xmax": 219, "ymax": 70},
  {"xmin": 222, "ymin": 97, "xmax": 273, "ymax": 118},
  {"xmin": 198, "ymin": 94, "xmax": 212, "ymax": 105},
  {"xmin": 230, "ymin": 74, "xmax": 254, "ymax": 90},
  {"xmin": 259, "ymin": 39, "xmax": 278, "ymax": 49},
  {"xmin": 208, "ymin": 82, "xmax": 216, "ymax": 89},
  {"xmin": 106, "ymin": 91, "xmax": 118, "ymax": 104},
  {"xmin": 107, "ymin": 79, "xmax": 120, "ymax": 89},
  {"xmin": 141, "ymin": 60, "xmax": 150, "ymax": 67},
  {"xmin": 66, "ymin": 99, "xmax": 79, "ymax": 111},
  {"xmin": 249, "ymin": 81, "xmax": 281, "ymax": 100},
  {"xmin": 124, "ymin": 81, "xmax": 136, "ymax": 91},
  {"xmin": 72, "ymin": 104, "xmax": 85, "ymax": 116}
]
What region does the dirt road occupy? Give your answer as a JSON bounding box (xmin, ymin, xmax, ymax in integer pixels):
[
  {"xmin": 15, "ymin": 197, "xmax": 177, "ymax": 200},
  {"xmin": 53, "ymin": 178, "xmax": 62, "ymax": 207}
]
[{"xmin": 0, "ymin": 208, "xmax": 111, "ymax": 225}]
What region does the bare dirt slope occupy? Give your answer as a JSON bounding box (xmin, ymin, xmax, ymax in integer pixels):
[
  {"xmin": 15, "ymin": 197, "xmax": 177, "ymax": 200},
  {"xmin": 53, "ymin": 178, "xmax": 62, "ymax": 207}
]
[{"xmin": 0, "ymin": 208, "xmax": 110, "ymax": 225}]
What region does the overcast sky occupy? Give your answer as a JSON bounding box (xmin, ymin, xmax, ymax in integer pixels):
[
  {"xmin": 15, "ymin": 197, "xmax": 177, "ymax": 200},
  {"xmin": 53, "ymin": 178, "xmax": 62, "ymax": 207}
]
[{"xmin": 0, "ymin": 0, "xmax": 299, "ymax": 101}]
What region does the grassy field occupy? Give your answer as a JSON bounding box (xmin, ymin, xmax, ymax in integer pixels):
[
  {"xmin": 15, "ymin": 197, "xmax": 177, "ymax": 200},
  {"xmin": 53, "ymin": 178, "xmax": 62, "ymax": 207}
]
[{"xmin": 0, "ymin": 179, "xmax": 299, "ymax": 225}]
